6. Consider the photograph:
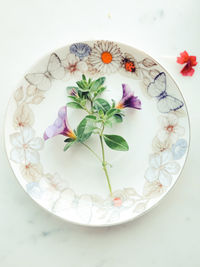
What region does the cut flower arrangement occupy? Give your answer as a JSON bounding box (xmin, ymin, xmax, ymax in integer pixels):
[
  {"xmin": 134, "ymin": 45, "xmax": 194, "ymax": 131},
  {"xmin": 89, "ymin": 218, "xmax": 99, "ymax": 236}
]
[{"xmin": 43, "ymin": 75, "xmax": 141, "ymax": 195}]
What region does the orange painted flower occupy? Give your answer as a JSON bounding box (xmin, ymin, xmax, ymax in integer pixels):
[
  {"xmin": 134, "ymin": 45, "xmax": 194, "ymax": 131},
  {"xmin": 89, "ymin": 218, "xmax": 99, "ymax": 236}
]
[
  {"xmin": 177, "ymin": 51, "xmax": 198, "ymax": 76},
  {"xmin": 88, "ymin": 41, "xmax": 122, "ymax": 74}
]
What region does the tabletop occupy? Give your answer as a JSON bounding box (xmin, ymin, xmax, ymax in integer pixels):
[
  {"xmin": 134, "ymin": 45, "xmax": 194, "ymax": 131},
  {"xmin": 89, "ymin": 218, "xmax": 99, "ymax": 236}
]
[{"xmin": 0, "ymin": 0, "xmax": 200, "ymax": 266}]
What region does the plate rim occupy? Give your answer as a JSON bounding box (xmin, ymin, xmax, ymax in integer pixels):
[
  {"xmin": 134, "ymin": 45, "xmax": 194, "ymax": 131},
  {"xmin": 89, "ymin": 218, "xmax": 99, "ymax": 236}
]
[{"xmin": 4, "ymin": 40, "xmax": 191, "ymax": 227}]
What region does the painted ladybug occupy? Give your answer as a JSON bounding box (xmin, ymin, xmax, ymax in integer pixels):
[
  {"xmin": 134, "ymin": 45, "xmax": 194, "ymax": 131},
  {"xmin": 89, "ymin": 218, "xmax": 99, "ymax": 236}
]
[{"xmin": 122, "ymin": 58, "xmax": 136, "ymax": 73}]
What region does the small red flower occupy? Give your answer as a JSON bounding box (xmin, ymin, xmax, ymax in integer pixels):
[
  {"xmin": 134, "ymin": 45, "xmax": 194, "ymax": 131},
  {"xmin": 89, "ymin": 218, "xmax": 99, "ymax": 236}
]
[{"xmin": 177, "ymin": 51, "xmax": 198, "ymax": 76}]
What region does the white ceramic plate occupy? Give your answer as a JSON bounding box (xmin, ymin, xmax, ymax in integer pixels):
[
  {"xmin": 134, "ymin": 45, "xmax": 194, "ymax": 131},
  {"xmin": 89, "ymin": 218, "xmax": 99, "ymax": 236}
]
[{"xmin": 5, "ymin": 40, "xmax": 190, "ymax": 226}]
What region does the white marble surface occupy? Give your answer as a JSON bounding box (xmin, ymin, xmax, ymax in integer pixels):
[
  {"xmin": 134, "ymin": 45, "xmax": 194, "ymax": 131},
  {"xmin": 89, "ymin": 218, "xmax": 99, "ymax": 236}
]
[{"xmin": 0, "ymin": 0, "xmax": 200, "ymax": 266}]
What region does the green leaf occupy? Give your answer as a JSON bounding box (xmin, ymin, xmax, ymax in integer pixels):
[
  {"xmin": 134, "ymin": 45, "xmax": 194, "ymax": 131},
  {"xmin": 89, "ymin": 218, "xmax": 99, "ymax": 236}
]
[
  {"xmin": 64, "ymin": 138, "xmax": 75, "ymax": 143},
  {"xmin": 64, "ymin": 140, "xmax": 75, "ymax": 151},
  {"xmin": 106, "ymin": 108, "xmax": 121, "ymax": 118},
  {"xmin": 68, "ymin": 96, "xmax": 80, "ymax": 103},
  {"xmin": 103, "ymin": 134, "xmax": 129, "ymax": 151},
  {"xmin": 76, "ymin": 81, "xmax": 90, "ymax": 92},
  {"xmin": 98, "ymin": 109, "xmax": 104, "ymax": 118},
  {"xmin": 112, "ymin": 114, "xmax": 123, "ymax": 123},
  {"xmin": 67, "ymin": 102, "xmax": 83, "ymax": 109},
  {"xmin": 77, "ymin": 116, "xmax": 96, "ymax": 142},
  {"xmin": 82, "ymin": 74, "xmax": 86, "ymax": 81},
  {"xmin": 85, "ymin": 115, "xmax": 97, "ymax": 120},
  {"xmin": 104, "ymin": 120, "xmax": 113, "ymax": 127},
  {"xmin": 111, "ymin": 99, "xmax": 116, "ymax": 108},
  {"xmin": 80, "ymin": 99, "xmax": 87, "ymax": 106},
  {"xmin": 90, "ymin": 77, "xmax": 105, "ymax": 92},
  {"xmin": 93, "ymin": 98, "xmax": 111, "ymax": 113}
]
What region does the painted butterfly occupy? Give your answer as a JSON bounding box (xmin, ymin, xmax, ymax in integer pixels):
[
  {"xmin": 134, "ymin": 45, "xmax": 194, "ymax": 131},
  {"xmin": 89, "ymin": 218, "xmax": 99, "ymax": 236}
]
[
  {"xmin": 147, "ymin": 72, "xmax": 184, "ymax": 113},
  {"xmin": 25, "ymin": 53, "xmax": 65, "ymax": 91}
]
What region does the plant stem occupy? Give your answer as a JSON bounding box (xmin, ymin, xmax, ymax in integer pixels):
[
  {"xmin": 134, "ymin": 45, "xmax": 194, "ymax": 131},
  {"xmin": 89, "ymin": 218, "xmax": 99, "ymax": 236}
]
[
  {"xmin": 81, "ymin": 142, "xmax": 102, "ymax": 163},
  {"xmin": 82, "ymin": 105, "xmax": 91, "ymax": 114},
  {"xmin": 99, "ymin": 126, "xmax": 113, "ymax": 195}
]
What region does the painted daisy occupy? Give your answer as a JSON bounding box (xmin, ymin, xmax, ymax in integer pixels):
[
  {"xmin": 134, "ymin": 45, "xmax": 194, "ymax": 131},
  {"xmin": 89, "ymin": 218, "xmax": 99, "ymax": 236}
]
[{"xmin": 88, "ymin": 41, "xmax": 122, "ymax": 74}]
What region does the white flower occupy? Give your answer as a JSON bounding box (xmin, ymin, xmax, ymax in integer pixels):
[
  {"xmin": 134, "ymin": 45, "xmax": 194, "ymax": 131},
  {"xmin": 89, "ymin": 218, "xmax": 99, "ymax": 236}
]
[
  {"xmin": 145, "ymin": 150, "xmax": 180, "ymax": 186},
  {"xmin": 26, "ymin": 177, "xmax": 60, "ymax": 208},
  {"xmin": 152, "ymin": 136, "xmax": 172, "ymax": 153},
  {"xmin": 62, "ymin": 53, "xmax": 88, "ymax": 80},
  {"xmin": 13, "ymin": 104, "xmax": 34, "ymax": 129},
  {"xmin": 44, "ymin": 173, "xmax": 68, "ymax": 191},
  {"xmin": 157, "ymin": 114, "xmax": 185, "ymax": 143},
  {"xmin": 10, "ymin": 126, "xmax": 44, "ymax": 164},
  {"xmin": 20, "ymin": 163, "xmax": 43, "ymax": 182},
  {"xmin": 53, "ymin": 189, "xmax": 93, "ymax": 223},
  {"xmin": 96, "ymin": 189, "xmax": 135, "ymax": 221},
  {"xmin": 143, "ymin": 180, "xmax": 166, "ymax": 199},
  {"xmin": 88, "ymin": 41, "xmax": 122, "ymax": 74}
]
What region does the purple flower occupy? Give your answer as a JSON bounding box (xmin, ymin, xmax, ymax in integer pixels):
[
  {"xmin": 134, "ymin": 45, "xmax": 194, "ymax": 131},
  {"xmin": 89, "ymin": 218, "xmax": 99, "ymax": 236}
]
[
  {"xmin": 70, "ymin": 43, "xmax": 91, "ymax": 60},
  {"xmin": 43, "ymin": 106, "xmax": 76, "ymax": 141},
  {"xmin": 116, "ymin": 84, "xmax": 141, "ymax": 110},
  {"xmin": 67, "ymin": 86, "xmax": 79, "ymax": 97}
]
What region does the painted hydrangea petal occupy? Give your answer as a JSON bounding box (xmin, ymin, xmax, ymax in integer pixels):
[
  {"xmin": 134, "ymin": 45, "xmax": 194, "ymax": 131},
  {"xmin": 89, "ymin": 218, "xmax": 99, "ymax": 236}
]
[
  {"xmin": 159, "ymin": 170, "xmax": 172, "ymax": 186},
  {"xmin": 67, "ymin": 53, "xmax": 78, "ymax": 64},
  {"xmin": 22, "ymin": 126, "xmax": 35, "ymax": 143},
  {"xmin": 164, "ymin": 162, "xmax": 180, "ymax": 174},
  {"xmin": 20, "ymin": 163, "xmax": 43, "ymax": 182},
  {"xmin": 167, "ymin": 114, "xmax": 178, "ymax": 125},
  {"xmin": 157, "ymin": 129, "xmax": 169, "ymax": 142},
  {"xmin": 10, "ymin": 132, "xmax": 23, "ymax": 147},
  {"xmin": 53, "ymin": 188, "xmax": 75, "ymax": 212},
  {"xmin": 143, "ymin": 181, "xmax": 165, "ymax": 198},
  {"xmin": 158, "ymin": 115, "xmax": 169, "ymax": 128},
  {"xmin": 149, "ymin": 153, "xmax": 161, "ymax": 168},
  {"xmin": 77, "ymin": 61, "xmax": 88, "ymax": 72},
  {"xmin": 13, "ymin": 104, "xmax": 34, "ymax": 129},
  {"xmin": 174, "ymin": 125, "xmax": 185, "ymax": 136},
  {"xmin": 172, "ymin": 139, "xmax": 187, "ymax": 160},
  {"xmin": 160, "ymin": 150, "xmax": 173, "ymax": 165},
  {"xmin": 77, "ymin": 195, "xmax": 93, "ymax": 222},
  {"xmin": 108, "ymin": 210, "xmax": 120, "ymax": 222},
  {"xmin": 152, "ymin": 136, "xmax": 171, "ymax": 153},
  {"xmin": 25, "ymin": 149, "xmax": 40, "ymax": 164},
  {"xmin": 10, "ymin": 148, "xmax": 24, "ymax": 163},
  {"xmin": 26, "ymin": 182, "xmax": 42, "ymax": 199},
  {"xmin": 169, "ymin": 132, "xmax": 179, "ymax": 143},
  {"xmin": 145, "ymin": 167, "xmax": 159, "ymax": 182},
  {"xmin": 29, "ymin": 137, "xmax": 44, "ymax": 150}
]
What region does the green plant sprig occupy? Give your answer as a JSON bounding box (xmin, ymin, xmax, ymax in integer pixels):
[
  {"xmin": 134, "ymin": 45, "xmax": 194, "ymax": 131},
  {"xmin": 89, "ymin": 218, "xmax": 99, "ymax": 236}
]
[{"xmin": 65, "ymin": 75, "xmax": 129, "ymax": 195}]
